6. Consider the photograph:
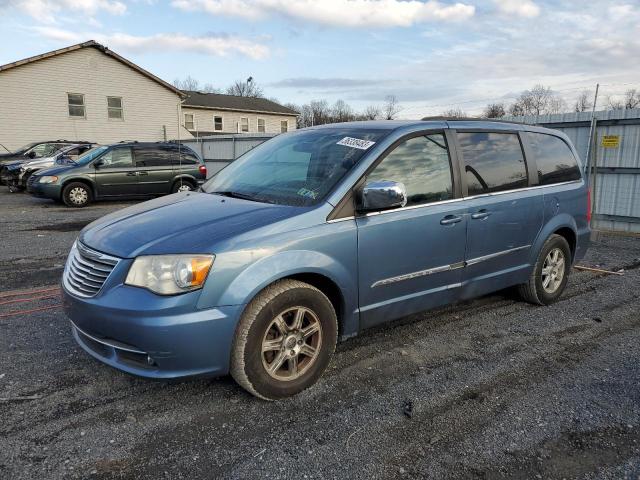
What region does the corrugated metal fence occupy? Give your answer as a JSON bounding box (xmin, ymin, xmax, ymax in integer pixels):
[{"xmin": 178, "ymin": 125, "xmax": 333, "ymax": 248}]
[
  {"xmin": 182, "ymin": 134, "xmax": 276, "ymax": 176},
  {"xmin": 508, "ymin": 109, "xmax": 640, "ymax": 233}
]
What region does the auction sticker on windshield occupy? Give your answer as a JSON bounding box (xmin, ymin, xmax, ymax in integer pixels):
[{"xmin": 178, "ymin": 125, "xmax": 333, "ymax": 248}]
[{"xmin": 337, "ymin": 137, "xmax": 376, "ymax": 150}]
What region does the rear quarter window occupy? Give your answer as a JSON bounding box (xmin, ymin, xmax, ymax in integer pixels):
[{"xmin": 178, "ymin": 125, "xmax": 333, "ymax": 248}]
[{"xmin": 527, "ymin": 133, "xmax": 581, "ymax": 185}]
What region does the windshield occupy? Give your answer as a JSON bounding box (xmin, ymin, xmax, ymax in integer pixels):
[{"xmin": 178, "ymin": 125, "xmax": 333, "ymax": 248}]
[
  {"xmin": 75, "ymin": 146, "xmax": 108, "ymax": 165},
  {"xmin": 13, "ymin": 142, "xmax": 39, "ymax": 153},
  {"xmin": 202, "ymin": 128, "xmax": 388, "ymax": 206}
]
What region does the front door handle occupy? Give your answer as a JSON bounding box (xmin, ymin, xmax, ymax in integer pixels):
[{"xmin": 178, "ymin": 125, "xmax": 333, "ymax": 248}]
[
  {"xmin": 440, "ymin": 215, "xmax": 462, "ymax": 225},
  {"xmin": 126, "ymin": 171, "xmax": 137, "ymax": 176},
  {"xmin": 471, "ymin": 209, "xmax": 491, "ymax": 220}
]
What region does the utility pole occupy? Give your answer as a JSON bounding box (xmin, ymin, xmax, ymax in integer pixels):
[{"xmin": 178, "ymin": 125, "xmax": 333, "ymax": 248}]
[{"xmin": 585, "ymin": 83, "xmax": 599, "ymax": 176}]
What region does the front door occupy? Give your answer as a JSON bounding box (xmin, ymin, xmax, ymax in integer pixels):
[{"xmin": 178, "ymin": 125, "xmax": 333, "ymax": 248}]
[
  {"xmin": 94, "ymin": 147, "xmax": 138, "ymax": 196},
  {"xmin": 455, "ymin": 131, "xmax": 543, "ymax": 298},
  {"xmin": 356, "ymin": 131, "xmax": 467, "ymax": 329}
]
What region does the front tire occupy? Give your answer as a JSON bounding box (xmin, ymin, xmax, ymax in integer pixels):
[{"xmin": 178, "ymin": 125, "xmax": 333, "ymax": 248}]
[
  {"xmin": 62, "ymin": 182, "xmax": 92, "ymax": 208},
  {"xmin": 230, "ymin": 279, "xmax": 338, "ymax": 400},
  {"xmin": 518, "ymin": 234, "xmax": 571, "ymax": 305}
]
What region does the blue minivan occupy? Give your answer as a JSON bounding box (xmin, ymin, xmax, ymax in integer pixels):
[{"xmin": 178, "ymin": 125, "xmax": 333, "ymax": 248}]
[{"xmin": 62, "ymin": 120, "xmax": 590, "ymax": 399}]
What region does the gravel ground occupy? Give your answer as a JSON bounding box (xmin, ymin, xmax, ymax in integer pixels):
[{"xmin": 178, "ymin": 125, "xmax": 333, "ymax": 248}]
[{"xmin": 1, "ymin": 189, "xmax": 640, "ymax": 479}]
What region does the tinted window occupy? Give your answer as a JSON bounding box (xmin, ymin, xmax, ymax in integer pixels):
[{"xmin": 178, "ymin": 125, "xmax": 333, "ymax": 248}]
[
  {"xmin": 135, "ymin": 147, "xmax": 172, "ymax": 167},
  {"xmin": 202, "ymin": 128, "xmax": 388, "ymax": 206},
  {"xmin": 177, "ymin": 151, "xmax": 198, "ymax": 165},
  {"xmin": 366, "ymin": 133, "xmax": 453, "ymax": 207},
  {"xmin": 99, "ymin": 148, "xmax": 133, "ymax": 168},
  {"xmin": 458, "ymin": 132, "xmax": 527, "ymax": 195},
  {"xmin": 528, "ymin": 133, "xmax": 581, "ymax": 185}
]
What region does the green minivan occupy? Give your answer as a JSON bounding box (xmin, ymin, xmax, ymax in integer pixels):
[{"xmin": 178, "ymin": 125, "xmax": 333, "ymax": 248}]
[{"xmin": 27, "ymin": 142, "xmax": 207, "ymax": 207}]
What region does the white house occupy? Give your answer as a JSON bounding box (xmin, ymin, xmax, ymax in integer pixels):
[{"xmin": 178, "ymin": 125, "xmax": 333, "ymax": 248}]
[
  {"xmin": 0, "ymin": 41, "xmax": 193, "ymax": 151},
  {"xmin": 181, "ymin": 91, "xmax": 298, "ymax": 137}
]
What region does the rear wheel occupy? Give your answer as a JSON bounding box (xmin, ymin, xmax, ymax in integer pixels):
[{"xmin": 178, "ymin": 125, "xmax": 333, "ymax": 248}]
[
  {"xmin": 62, "ymin": 182, "xmax": 92, "ymax": 208},
  {"xmin": 171, "ymin": 180, "xmax": 195, "ymax": 193},
  {"xmin": 518, "ymin": 234, "xmax": 571, "ymax": 305},
  {"xmin": 230, "ymin": 279, "xmax": 338, "ymax": 400}
]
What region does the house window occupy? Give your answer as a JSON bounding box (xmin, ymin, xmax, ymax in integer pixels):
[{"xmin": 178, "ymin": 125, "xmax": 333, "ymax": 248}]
[
  {"xmin": 184, "ymin": 113, "xmax": 194, "ymax": 130},
  {"xmin": 68, "ymin": 93, "xmax": 85, "ymax": 118},
  {"xmin": 240, "ymin": 117, "xmax": 249, "ymax": 132},
  {"xmin": 257, "ymin": 118, "xmax": 266, "ymax": 133},
  {"xmin": 280, "ymin": 120, "xmax": 288, "ymax": 133},
  {"xmin": 214, "ymin": 116, "xmax": 223, "ymax": 131},
  {"xmin": 107, "ymin": 96, "xmax": 123, "ymax": 120}
]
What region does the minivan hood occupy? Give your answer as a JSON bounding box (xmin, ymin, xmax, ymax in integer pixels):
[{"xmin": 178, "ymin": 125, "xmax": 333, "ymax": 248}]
[
  {"xmin": 34, "ymin": 164, "xmax": 77, "ymax": 176},
  {"xmin": 80, "ymin": 192, "xmax": 302, "ymax": 258}
]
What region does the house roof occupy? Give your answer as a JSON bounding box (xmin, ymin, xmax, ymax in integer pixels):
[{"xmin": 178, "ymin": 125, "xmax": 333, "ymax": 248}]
[
  {"xmin": 182, "ymin": 91, "xmax": 298, "ymax": 116},
  {"xmin": 0, "ymin": 40, "xmax": 184, "ymax": 97}
]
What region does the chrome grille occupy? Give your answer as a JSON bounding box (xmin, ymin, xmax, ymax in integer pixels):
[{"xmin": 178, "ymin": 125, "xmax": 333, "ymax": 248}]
[{"xmin": 63, "ymin": 242, "xmax": 120, "ymax": 297}]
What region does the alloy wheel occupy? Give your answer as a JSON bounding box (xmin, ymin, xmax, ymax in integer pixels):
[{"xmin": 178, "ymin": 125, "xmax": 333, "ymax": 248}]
[
  {"xmin": 541, "ymin": 247, "xmax": 565, "ymax": 294},
  {"xmin": 261, "ymin": 306, "xmax": 322, "ymax": 381}
]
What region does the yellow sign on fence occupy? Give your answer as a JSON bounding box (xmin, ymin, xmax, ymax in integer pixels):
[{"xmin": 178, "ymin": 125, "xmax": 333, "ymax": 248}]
[{"xmin": 601, "ymin": 135, "xmax": 621, "ymax": 148}]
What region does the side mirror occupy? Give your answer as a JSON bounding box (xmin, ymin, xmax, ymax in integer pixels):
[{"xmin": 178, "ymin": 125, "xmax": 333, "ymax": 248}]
[
  {"xmin": 27, "ymin": 151, "xmax": 36, "ymax": 159},
  {"xmin": 358, "ymin": 180, "xmax": 407, "ymax": 212}
]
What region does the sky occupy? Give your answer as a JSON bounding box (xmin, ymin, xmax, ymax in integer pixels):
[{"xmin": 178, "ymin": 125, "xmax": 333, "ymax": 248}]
[{"xmin": 0, "ymin": 0, "xmax": 639, "ymax": 118}]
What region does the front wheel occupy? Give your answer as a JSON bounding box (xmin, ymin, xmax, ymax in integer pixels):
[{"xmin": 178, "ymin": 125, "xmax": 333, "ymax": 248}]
[
  {"xmin": 230, "ymin": 279, "xmax": 338, "ymax": 400},
  {"xmin": 518, "ymin": 234, "xmax": 571, "ymax": 305},
  {"xmin": 62, "ymin": 182, "xmax": 92, "ymax": 208}
]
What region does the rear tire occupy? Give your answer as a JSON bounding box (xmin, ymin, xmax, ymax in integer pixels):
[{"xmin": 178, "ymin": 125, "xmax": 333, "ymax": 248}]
[
  {"xmin": 230, "ymin": 279, "xmax": 338, "ymax": 400},
  {"xmin": 171, "ymin": 180, "xmax": 195, "ymax": 193},
  {"xmin": 518, "ymin": 234, "xmax": 571, "ymax": 305},
  {"xmin": 62, "ymin": 182, "xmax": 92, "ymax": 208}
]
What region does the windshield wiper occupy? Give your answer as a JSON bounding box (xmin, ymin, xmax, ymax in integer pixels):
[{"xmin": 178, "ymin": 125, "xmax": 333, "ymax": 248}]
[{"xmin": 211, "ymin": 191, "xmax": 263, "ymax": 202}]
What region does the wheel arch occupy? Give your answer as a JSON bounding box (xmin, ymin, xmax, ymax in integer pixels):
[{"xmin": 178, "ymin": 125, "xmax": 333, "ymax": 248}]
[
  {"xmin": 61, "ymin": 177, "xmax": 96, "ymax": 199},
  {"xmin": 531, "ymin": 214, "xmax": 579, "ymax": 265},
  {"xmin": 198, "ymin": 250, "xmax": 358, "ymax": 339}
]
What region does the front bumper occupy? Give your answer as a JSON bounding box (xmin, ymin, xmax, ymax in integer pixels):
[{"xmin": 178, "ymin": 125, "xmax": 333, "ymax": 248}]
[
  {"xmin": 27, "ymin": 180, "xmax": 62, "ymax": 198},
  {"xmin": 63, "ymin": 281, "xmax": 244, "ymax": 379}
]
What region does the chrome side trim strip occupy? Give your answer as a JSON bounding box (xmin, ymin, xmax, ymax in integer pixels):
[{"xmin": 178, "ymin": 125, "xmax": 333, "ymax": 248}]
[
  {"xmin": 71, "ymin": 321, "xmax": 147, "ymax": 354},
  {"xmin": 465, "ymin": 245, "xmax": 531, "ymax": 266},
  {"xmin": 371, "ymin": 261, "xmax": 465, "ymax": 288},
  {"xmin": 371, "ymin": 245, "xmax": 531, "ymax": 288}
]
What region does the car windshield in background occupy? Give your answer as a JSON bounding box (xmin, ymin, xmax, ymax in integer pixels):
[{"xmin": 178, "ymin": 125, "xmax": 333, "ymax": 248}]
[
  {"xmin": 202, "ymin": 128, "xmax": 388, "ymax": 206},
  {"xmin": 75, "ymin": 146, "xmax": 108, "ymax": 165}
]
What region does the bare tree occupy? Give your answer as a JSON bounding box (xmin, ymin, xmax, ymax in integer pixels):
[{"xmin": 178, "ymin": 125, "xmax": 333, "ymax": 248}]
[
  {"xmin": 363, "ymin": 105, "xmax": 381, "ymax": 120},
  {"xmin": 607, "ymin": 89, "xmax": 640, "ymax": 111},
  {"xmin": 574, "ymin": 91, "xmax": 593, "ymax": 112},
  {"xmin": 332, "ymin": 100, "xmax": 354, "ymax": 123},
  {"xmin": 441, "ymin": 107, "xmax": 467, "ymax": 118},
  {"xmin": 225, "ymin": 78, "xmax": 264, "ymax": 97},
  {"xmin": 509, "ymin": 84, "xmax": 567, "ymax": 116},
  {"xmin": 483, "ymin": 103, "xmax": 505, "ymax": 118},
  {"xmin": 201, "ymin": 83, "xmax": 221, "ymax": 94},
  {"xmin": 172, "ymin": 75, "xmax": 200, "ymax": 91},
  {"xmin": 382, "ymin": 95, "xmax": 401, "ymax": 120}
]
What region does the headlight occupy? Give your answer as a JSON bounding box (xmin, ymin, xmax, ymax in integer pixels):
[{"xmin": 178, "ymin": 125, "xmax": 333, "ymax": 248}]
[
  {"xmin": 39, "ymin": 175, "xmax": 58, "ymax": 184},
  {"xmin": 125, "ymin": 254, "xmax": 214, "ymax": 295}
]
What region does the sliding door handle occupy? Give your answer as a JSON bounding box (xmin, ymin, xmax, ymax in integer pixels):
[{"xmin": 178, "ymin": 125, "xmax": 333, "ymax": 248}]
[
  {"xmin": 440, "ymin": 215, "xmax": 462, "ymax": 225},
  {"xmin": 471, "ymin": 210, "xmax": 491, "ymax": 220}
]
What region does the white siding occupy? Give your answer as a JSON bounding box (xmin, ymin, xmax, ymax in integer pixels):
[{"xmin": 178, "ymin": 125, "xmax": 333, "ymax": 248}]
[
  {"xmin": 0, "ymin": 47, "xmax": 193, "ymax": 150},
  {"xmin": 182, "ymin": 107, "xmax": 297, "ymax": 135}
]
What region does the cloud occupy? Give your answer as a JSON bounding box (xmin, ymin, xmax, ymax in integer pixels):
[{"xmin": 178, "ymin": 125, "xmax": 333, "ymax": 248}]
[
  {"xmin": 269, "ymin": 77, "xmax": 387, "ymax": 88},
  {"xmin": 32, "ymin": 27, "xmax": 271, "ymax": 59},
  {"xmin": 171, "ymin": 0, "xmax": 475, "ymax": 28},
  {"xmin": 492, "ymin": 0, "xmax": 539, "ymax": 18},
  {"xmin": 2, "ymin": 0, "xmax": 126, "ymax": 23}
]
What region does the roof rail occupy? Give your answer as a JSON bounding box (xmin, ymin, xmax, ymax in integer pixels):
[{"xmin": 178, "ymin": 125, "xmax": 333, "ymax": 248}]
[{"xmin": 421, "ymin": 116, "xmax": 525, "ymax": 125}]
